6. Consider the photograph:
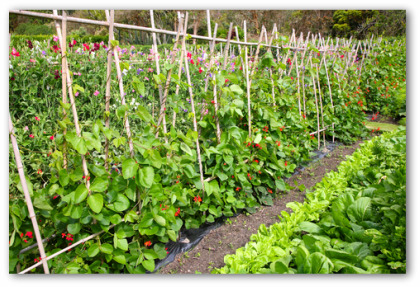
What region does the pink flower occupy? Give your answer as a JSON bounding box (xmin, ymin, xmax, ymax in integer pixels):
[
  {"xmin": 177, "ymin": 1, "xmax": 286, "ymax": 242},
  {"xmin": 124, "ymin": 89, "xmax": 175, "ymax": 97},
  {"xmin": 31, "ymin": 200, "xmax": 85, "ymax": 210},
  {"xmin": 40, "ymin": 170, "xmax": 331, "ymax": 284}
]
[
  {"xmin": 35, "ymin": 116, "xmax": 40, "ymax": 121},
  {"xmin": 75, "ymin": 92, "xmax": 79, "ymax": 97},
  {"xmin": 53, "ymin": 36, "xmax": 58, "ymax": 42},
  {"xmin": 29, "ymin": 134, "xmax": 34, "ymax": 138},
  {"xmin": 145, "ymin": 77, "xmax": 149, "ymax": 81},
  {"xmin": 30, "ymin": 59, "xmax": 36, "ymax": 63},
  {"xmin": 94, "ymin": 90, "xmax": 100, "ymax": 96},
  {"xmin": 50, "ymin": 135, "xmax": 54, "ymax": 140},
  {"xmin": 11, "ymin": 47, "xmax": 20, "ymax": 57},
  {"xmin": 24, "ymin": 126, "xmax": 29, "ymax": 131}
]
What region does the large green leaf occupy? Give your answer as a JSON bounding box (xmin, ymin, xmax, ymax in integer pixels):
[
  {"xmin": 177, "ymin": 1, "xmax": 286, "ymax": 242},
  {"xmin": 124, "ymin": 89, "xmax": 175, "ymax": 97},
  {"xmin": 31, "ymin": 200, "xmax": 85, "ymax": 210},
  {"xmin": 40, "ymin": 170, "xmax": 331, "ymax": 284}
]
[
  {"xmin": 87, "ymin": 193, "xmax": 104, "ymax": 213},
  {"xmin": 83, "ymin": 132, "xmax": 101, "ymax": 152},
  {"xmin": 88, "ymin": 243, "xmax": 100, "ymax": 257},
  {"xmin": 138, "ymin": 166, "xmax": 154, "ymax": 188},
  {"xmin": 67, "ymin": 222, "xmax": 81, "ymax": 234},
  {"xmin": 100, "ymin": 243, "xmax": 113, "ymax": 254},
  {"xmin": 136, "ymin": 105, "xmax": 153, "ymax": 123},
  {"xmin": 33, "ymin": 197, "xmax": 53, "ymax": 211},
  {"xmin": 304, "ymin": 252, "xmax": 334, "ymax": 274},
  {"xmin": 109, "ymin": 194, "xmax": 130, "ymax": 212},
  {"xmin": 204, "ymin": 180, "xmax": 219, "ymax": 197},
  {"xmin": 180, "ymin": 142, "xmax": 193, "ymax": 156},
  {"xmin": 59, "ymin": 169, "xmax": 70, "ymax": 187},
  {"xmin": 74, "ymin": 184, "xmax": 89, "ymax": 204},
  {"xmin": 183, "ymin": 164, "xmax": 198, "ymax": 178},
  {"xmin": 142, "ymin": 259, "xmax": 155, "ymax": 272},
  {"xmin": 90, "ymin": 177, "xmax": 109, "ymax": 192},
  {"xmin": 347, "ymin": 197, "xmax": 372, "ymax": 222},
  {"xmin": 148, "ymin": 149, "xmax": 162, "ymax": 169},
  {"xmin": 154, "ymin": 214, "xmax": 166, "ymax": 226},
  {"xmin": 122, "ymin": 158, "xmax": 139, "ymax": 179}
]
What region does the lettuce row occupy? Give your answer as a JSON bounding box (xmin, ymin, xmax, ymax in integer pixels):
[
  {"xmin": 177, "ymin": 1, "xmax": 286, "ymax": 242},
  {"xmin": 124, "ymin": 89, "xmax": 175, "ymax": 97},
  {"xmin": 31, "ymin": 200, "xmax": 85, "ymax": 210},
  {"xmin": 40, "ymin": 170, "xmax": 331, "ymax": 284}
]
[{"xmin": 213, "ymin": 127, "xmax": 406, "ymax": 274}]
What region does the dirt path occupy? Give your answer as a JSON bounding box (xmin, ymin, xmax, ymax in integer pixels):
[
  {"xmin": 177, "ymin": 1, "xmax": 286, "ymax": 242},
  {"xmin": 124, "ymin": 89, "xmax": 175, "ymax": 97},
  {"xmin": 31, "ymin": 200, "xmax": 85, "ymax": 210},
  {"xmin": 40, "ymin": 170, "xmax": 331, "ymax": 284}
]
[{"xmin": 158, "ymin": 140, "xmax": 363, "ymax": 274}]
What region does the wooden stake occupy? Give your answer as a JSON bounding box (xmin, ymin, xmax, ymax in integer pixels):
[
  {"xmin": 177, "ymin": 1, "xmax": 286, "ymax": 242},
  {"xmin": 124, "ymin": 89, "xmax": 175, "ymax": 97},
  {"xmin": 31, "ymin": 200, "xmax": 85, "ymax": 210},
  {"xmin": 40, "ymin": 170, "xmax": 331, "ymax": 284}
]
[
  {"xmin": 155, "ymin": 14, "xmax": 183, "ymax": 136},
  {"xmin": 53, "ymin": 10, "xmax": 90, "ymax": 192},
  {"xmin": 61, "ymin": 10, "xmax": 68, "ymax": 169},
  {"xmin": 107, "ymin": 10, "xmax": 135, "ymax": 158},
  {"xmin": 244, "ymin": 20, "xmax": 252, "ymax": 138},
  {"xmin": 183, "ymin": 23, "xmax": 205, "ymax": 197},
  {"xmin": 150, "ymin": 10, "xmax": 167, "ymax": 142},
  {"xmin": 9, "ymin": 114, "xmax": 49, "ymax": 274},
  {"xmin": 104, "ymin": 10, "xmax": 114, "ymax": 172},
  {"xmin": 206, "ymin": 10, "xmax": 212, "ymax": 50},
  {"xmin": 310, "ymin": 59, "xmax": 321, "ymax": 150},
  {"xmin": 315, "ymin": 63, "xmax": 326, "ymax": 147},
  {"xmin": 172, "ymin": 12, "xmax": 187, "ymax": 128}
]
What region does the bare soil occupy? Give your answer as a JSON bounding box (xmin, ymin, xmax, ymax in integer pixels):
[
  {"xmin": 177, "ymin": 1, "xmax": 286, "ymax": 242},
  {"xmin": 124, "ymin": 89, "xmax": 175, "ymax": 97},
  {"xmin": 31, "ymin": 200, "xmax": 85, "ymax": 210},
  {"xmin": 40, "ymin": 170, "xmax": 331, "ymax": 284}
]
[{"xmin": 158, "ymin": 140, "xmax": 363, "ymax": 274}]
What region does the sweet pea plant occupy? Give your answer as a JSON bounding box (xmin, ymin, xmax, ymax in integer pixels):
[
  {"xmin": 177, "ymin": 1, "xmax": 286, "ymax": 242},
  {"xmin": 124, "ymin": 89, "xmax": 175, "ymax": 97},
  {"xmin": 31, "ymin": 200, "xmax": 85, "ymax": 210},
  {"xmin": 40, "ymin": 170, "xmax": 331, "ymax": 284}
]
[{"xmin": 9, "ymin": 34, "xmax": 404, "ymax": 273}]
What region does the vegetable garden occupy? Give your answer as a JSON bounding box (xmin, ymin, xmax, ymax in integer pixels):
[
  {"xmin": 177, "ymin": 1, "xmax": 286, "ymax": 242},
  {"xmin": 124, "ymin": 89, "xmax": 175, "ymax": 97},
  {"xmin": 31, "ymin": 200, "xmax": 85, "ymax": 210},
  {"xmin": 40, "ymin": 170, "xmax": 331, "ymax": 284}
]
[{"xmin": 9, "ymin": 10, "xmax": 406, "ymax": 274}]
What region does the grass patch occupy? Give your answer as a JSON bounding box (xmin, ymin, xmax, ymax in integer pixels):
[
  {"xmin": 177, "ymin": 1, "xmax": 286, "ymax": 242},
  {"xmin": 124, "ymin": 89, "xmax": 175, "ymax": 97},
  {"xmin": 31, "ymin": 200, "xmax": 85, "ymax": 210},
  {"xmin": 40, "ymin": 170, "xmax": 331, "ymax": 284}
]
[{"xmin": 365, "ymin": 121, "xmax": 399, "ymax": 132}]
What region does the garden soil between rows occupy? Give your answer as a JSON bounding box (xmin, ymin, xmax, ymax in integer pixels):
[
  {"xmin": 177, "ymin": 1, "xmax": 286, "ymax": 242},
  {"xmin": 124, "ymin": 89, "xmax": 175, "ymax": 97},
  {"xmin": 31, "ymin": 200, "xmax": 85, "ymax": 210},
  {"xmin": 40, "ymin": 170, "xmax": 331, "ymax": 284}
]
[{"xmin": 158, "ymin": 139, "xmax": 364, "ymax": 274}]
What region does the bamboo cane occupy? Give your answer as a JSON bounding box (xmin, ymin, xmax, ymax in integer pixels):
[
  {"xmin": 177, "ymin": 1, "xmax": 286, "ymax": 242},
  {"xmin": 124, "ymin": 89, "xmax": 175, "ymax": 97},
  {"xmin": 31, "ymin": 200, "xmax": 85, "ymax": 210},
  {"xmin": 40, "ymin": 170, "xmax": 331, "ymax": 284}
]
[
  {"xmin": 244, "ymin": 20, "xmax": 252, "ymax": 138},
  {"xmin": 206, "ymin": 10, "xmax": 212, "ymax": 50},
  {"xmin": 299, "ymin": 33, "xmax": 311, "ymax": 118},
  {"xmin": 172, "ymin": 12, "xmax": 187, "ymax": 128},
  {"xmin": 322, "ymin": 54, "xmax": 335, "ymax": 143},
  {"xmin": 222, "ymin": 23, "xmax": 233, "ymax": 70},
  {"xmin": 266, "ymin": 25, "xmax": 277, "ymax": 106},
  {"xmin": 61, "ymin": 10, "xmax": 68, "ymax": 170},
  {"xmin": 183, "ymin": 31, "xmax": 205, "ymax": 198},
  {"xmin": 154, "ymin": 15, "xmax": 183, "ymax": 136},
  {"xmin": 234, "ymin": 26, "xmax": 245, "ymax": 77},
  {"xmin": 287, "ymin": 36, "xmax": 302, "ymax": 76},
  {"xmin": 107, "ymin": 10, "xmax": 135, "ymax": 158},
  {"xmin": 198, "ymin": 23, "xmax": 219, "ymax": 139},
  {"xmin": 104, "ymin": 11, "xmax": 114, "ymax": 171},
  {"xmin": 315, "ymin": 63, "xmax": 326, "ymax": 147},
  {"xmin": 310, "ymin": 59, "xmax": 321, "ymax": 150},
  {"xmin": 150, "ymin": 10, "xmax": 167, "ymax": 142},
  {"xmin": 249, "ymin": 26, "xmax": 265, "ymax": 79},
  {"xmin": 295, "ymin": 54, "xmax": 301, "ymax": 117},
  {"xmin": 9, "ymin": 114, "xmax": 50, "ymax": 274},
  {"xmin": 280, "ymin": 30, "xmax": 294, "ymax": 76},
  {"xmin": 53, "ymin": 10, "xmax": 91, "ymax": 192}
]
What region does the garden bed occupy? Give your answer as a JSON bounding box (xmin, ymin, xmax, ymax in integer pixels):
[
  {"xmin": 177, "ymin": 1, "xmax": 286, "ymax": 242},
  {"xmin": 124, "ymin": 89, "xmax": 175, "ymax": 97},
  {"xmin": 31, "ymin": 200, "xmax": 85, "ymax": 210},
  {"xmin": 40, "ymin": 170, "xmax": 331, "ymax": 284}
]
[{"xmin": 158, "ymin": 139, "xmax": 363, "ymax": 274}]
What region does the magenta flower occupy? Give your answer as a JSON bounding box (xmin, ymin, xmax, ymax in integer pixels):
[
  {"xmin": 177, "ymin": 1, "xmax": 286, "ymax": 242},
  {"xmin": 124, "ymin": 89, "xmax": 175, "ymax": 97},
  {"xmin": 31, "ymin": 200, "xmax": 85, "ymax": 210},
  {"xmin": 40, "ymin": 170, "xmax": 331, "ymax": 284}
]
[
  {"xmin": 94, "ymin": 90, "xmax": 100, "ymax": 96},
  {"xmin": 53, "ymin": 35, "xmax": 58, "ymax": 42},
  {"xmin": 11, "ymin": 48, "xmax": 20, "ymax": 57}
]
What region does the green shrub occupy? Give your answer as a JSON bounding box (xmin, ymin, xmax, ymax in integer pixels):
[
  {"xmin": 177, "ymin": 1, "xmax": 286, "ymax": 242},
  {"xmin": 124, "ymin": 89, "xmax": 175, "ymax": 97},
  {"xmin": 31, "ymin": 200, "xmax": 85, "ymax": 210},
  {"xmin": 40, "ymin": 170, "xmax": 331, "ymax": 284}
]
[{"xmin": 14, "ymin": 22, "xmax": 54, "ymax": 35}]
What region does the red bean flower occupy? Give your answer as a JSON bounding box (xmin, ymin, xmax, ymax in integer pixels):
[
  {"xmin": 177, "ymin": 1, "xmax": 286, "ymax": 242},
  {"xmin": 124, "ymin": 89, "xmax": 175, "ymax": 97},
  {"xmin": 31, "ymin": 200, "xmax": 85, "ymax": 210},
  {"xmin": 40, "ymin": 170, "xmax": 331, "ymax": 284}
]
[
  {"xmin": 144, "ymin": 241, "xmax": 152, "ymax": 247},
  {"xmin": 25, "ymin": 231, "xmax": 33, "ymax": 239}
]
